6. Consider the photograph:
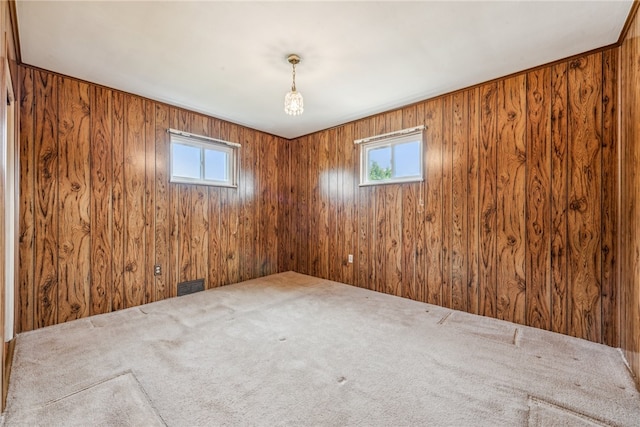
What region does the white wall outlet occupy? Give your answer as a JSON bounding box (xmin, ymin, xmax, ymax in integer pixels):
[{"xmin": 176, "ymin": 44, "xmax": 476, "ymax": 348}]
[{"xmin": 348, "ymin": 254, "xmax": 353, "ymax": 264}]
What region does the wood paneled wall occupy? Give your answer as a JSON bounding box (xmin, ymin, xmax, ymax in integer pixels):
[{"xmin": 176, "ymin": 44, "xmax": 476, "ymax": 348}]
[
  {"xmin": 282, "ymin": 49, "xmax": 620, "ymax": 346},
  {"xmin": 620, "ymin": 5, "xmax": 640, "ymax": 386},
  {"xmin": 18, "ymin": 66, "xmax": 283, "ymax": 332}
]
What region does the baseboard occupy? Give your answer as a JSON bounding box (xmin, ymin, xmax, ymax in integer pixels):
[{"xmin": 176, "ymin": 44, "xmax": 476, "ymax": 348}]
[{"xmin": 3, "ymin": 339, "xmax": 16, "ymax": 411}]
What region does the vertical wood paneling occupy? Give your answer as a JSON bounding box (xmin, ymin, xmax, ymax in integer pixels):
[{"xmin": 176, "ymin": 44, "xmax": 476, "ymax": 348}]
[
  {"xmin": 313, "ymin": 132, "xmax": 336, "ymax": 279},
  {"xmin": 226, "ymin": 123, "xmax": 241, "ymax": 283},
  {"xmin": 19, "ymin": 66, "xmax": 288, "ymax": 331},
  {"xmin": 620, "ymin": 8, "xmax": 640, "ymax": 385},
  {"xmin": 424, "ymin": 99, "xmax": 443, "ymax": 305},
  {"xmin": 123, "ymin": 95, "xmax": 146, "ymax": 308},
  {"xmin": 356, "ymin": 119, "xmax": 372, "ymax": 289},
  {"xmin": 414, "ymin": 103, "xmax": 427, "ymax": 303},
  {"xmin": 550, "ymin": 62, "xmax": 569, "ymax": 335},
  {"xmin": 496, "ymin": 76, "xmax": 526, "ymax": 324},
  {"xmin": 154, "ymin": 104, "xmax": 170, "ymax": 299},
  {"xmin": 601, "ymin": 48, "xmax": 618, "ymax": 348},
  {"xmin": 526, "ymin": 67, "xmax": 552, "ymax": 330},
  {"xmin": 479, "ymin": 82, "xmax": 498, "ymax": 318},
  {"xmin": 451, "ymin": 91, "xmax": 468, "ymax": 311},
  {"xmin": 239, "ymin": 126, "xmax": 255, "ymax": 281},
  {"xmin": 441, "ymin": 96, "xmax": 453, "ymax": 308},
  {"xmin": 328, "ymin": 128, "xmax": 339, "ymax": 282},
  {"xmin": 296, "ymin": 136, "xmax": 310, "ymax": 275},
  {"xmin": 208, "ymin": 117, "xmax": 222, "ymax": 288},
  {"xmin": 189, "ymin": 113, "xmax": 209, "ymax": 284},
  {"xmin": 266, "ymin": 134, "xmax": 279, "ymax": 276},
  {"xmin": 467, "ymin": 88, "xmax": 481, "ymax": 314},
  {"xmin": 373, "ymin": 115, "xmax": 386, "ymax": 294},
  {"xmin": 34, "ymin": 70, "xmax": 58, "ymax": 328},
  {"xmin": 567, "ymin": 53, "xmax": 602, "ymax": 342},
  {"xmin": 277, "ymin": 137, "xmax": 291, "ymax": 272},
  {"xmin": 334, "ymin": 127, "xmax": 346, "ymax": 282},
  {"xmin": 18, "ymin": 41, "xmax": 627, "ymax": 358},
  {"xmin": 401, "ymin": 105, "xmax": 417, "ymax": 300},
  {"xmin": 144, "ymin": 101, "xmax": 155, "ymax": 304},
  {"xmin": 90, "ymin": 86, "xmax": 113, "ymax": 315},
  {"xmin": 57, "ymin": 77, "xmax": 91, "ymax": 322},
  {"xmin": 111, "ymin": 92, "xmax": 125, "ymax": 311},
  {"xmin": 18, "ymin": 67, "xmax": 35, "ymax": 332},
  {"xmin": 386, "ymin": 111, "xmax": 403, "ymax": 297}
]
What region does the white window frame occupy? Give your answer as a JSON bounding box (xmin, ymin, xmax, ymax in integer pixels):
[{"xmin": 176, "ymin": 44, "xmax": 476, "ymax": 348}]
[
  {"xmin": 357, "ymin": 127, "xmax": 424, "ymax": 186},
  {"xmin": 169, "ymin": 130, "xmax": 239, "ymax": 188}
]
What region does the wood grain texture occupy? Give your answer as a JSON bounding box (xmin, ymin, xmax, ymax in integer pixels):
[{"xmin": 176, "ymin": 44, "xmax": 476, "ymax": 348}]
[
  {"xmin": 19, "ymin": 66, "xmax": 287, "ymax": 329},
  {"xmin": 144, "ymin": 101, "xmax": 156, "ymax": 304},
  {"xmin": 283, "ymin": 47, "xmax": 619, "ymax": 349},
  {"xmin": 189, "ymin": 113, "xmax": 209, "ymax": 286},
  {"xmin": 90, "ymin": 86, "xmax": 113, "ymax": 315},
  {"xmin": 17, "ymin": 43, "xmax": 625, "ymax": 355},
  {"xmin": 264, "ymin": 134, "xmax": 279, "ymax": 276},
  {"xmin": 57, "ymin": 77, "xmax": 92, "ymax": 322},
  {"xmin": 479, "ymin": 82, "xmax": 498, "ymax": 318},
  {"xmin": 424, "ymin": 99, "xmax": 443, "ymax": 306},
  {"xmin": 154, "ymin": 104, "xmax": 170, "ymax": 299},
  {"xmin": 451, "ymin": 91, "xmax": 468, "ymax": 311},
  {"xmin": 496, "ymin": 76, "xmax": 526, "ymax": 324},
  {"xmin": 111, "ymin": 92, "xmax": 125, "ymax": 311},
  {"xmin": 123, "ymin": 95, "xmax": 146, "ymax": 309},
  {"xmin": 401, "ymin": 106, "xmax": 417, "ymax": 300},
  {"xmin": 18, "ymin": 66, "xmax": 35, "ymax": 332},
  {"xmin": 239, "ymin": 126, "xmax": 255, "ymax": 282},
  {"xmin": 526, "ymin": 67, "xmax": 552, "ymax": 330},
  {"xmin": 567, "ymin": 53, "xmax": 602, "ymax": 342},
  {"xmin": 386, "ymin": 111, "xmax": 403, "ymax": 297},
  {"xmin": 224, "ymin": 123, "xmax": 241, "ymax": 284},
  {"xmin": 619, "ymin": 7, "xmax": 640, "ymax": 385},
  {"xmin": 467, "ymin": 88, "xmax": 481, "ymax": 314},
  {"xmin": 601, "ymin": 48, "xmax": 618, "ymax": 348},
  {"xmin": 441, "ymin": 97, "xmax": 453, "ymax": 308},
  {"xmin": 34, "ymin": 70, "xmax": 58, "ymax": 328},
  {"xmin": 550, "ymin": 62, "xmax": 569, "ymax": 336}
]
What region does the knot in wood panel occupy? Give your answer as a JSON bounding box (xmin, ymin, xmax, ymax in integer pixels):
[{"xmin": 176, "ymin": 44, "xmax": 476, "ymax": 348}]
[
  {"xmin": 125, "ymin": 261, "xmax": 136, "ymax": 272},
  {"xmin": 70, "ymin": 182, "xmax": 81, "ymax": 192},
  {"xmin": 507, "ymin": 236, "xmax": 517, "ymax": 246},
  {"xmin": 569, "ymin": 197, "xmax": 586, "ymax": 212},
  {"xmin": 61, "ymin": 241, "xmax": 74, "ymax": 254},
  {"xmin": 569, "ymin": 59, "xmax": 583, "ymax": 69}
]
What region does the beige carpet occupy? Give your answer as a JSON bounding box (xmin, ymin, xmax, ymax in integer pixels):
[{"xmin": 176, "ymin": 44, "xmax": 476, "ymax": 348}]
[{"xmin": 2, "ymin": 272, "xmax": 639, "ymax": 426}]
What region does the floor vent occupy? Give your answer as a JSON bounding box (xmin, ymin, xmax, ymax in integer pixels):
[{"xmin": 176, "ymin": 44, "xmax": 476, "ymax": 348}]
[{"xmin": 177, "ymin": 279, "xmax": 205, "ymax": 297}]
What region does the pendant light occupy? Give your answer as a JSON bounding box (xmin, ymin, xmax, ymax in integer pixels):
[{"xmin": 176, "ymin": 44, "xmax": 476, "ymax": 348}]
[{"xmin": 284, "ymin": 54, "xmax": 304, "ymax": 116}]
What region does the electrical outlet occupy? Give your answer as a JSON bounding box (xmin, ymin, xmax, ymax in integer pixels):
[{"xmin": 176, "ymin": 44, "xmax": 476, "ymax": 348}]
[
  {"xmin": 154, "ymin": 264, "xmax": 162, "ymax": 276},
  {"xmin": 348, "ymin": 254, "xmax": 353, "ymax": 264}
]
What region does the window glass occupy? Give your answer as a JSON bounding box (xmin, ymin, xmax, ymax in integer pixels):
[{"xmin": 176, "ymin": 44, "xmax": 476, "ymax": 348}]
[
  {"xmin": 204, "ymin": 148, "xmax": 228, "ymax": 181},
  {"xmin": 393, "ymin": 140, "xmax": 421, "ymax": 178},
  {"xmin": 170, "ymin": 134, "xmax": 238, "ymax": 187},
  {"xmin": 359, "ymin": 131, "xmax": 423, "ymax": 186},
  {"xmin": 172, "ymin": 143, "xmax": 200, "ymax": 179}
]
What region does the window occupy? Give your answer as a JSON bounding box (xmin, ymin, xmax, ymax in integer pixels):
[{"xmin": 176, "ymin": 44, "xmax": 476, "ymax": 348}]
[
  {"xmin": 169, "ymin": 130, "xmax": 239, "ymax": 187},
  {"xmin": 358, "ymin": 127, "xmax": 424, "ymax": 186}
]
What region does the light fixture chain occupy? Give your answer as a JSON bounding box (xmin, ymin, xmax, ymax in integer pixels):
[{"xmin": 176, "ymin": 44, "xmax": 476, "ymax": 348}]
[{"xmin": 291, "ymin": 62, "xmax": 296, "ymax": 91}]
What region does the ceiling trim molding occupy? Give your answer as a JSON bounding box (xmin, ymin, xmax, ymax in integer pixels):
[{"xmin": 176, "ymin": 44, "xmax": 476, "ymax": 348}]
[
  {"xmin": 8, "ymin": 0, "xmax": 21, "ymax": 64},
  {"xmin": 618, "ymin": 0, "xmax": 640, "ymax": 45}
]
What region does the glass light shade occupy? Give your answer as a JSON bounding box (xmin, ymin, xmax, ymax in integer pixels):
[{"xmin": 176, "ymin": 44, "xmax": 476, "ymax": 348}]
[{"xmin": 284, "ymin": 90, "xmax": 304, "ymax": 116}]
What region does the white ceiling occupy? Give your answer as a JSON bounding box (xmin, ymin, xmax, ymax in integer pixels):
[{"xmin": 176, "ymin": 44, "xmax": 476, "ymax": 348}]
[{"xmin": 16, "ymin": 1, "xmax": 632, "ymax": 139}]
